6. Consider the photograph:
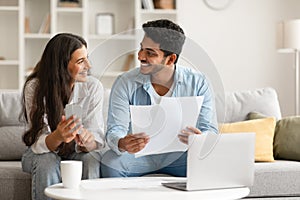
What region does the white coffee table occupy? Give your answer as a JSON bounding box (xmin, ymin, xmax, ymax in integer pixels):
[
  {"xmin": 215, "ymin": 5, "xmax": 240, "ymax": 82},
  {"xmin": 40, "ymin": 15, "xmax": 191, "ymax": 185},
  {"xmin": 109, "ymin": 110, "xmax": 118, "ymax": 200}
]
[{"xmin": 45, "ymin": 177, "xmax": 250, "ymax": 200}]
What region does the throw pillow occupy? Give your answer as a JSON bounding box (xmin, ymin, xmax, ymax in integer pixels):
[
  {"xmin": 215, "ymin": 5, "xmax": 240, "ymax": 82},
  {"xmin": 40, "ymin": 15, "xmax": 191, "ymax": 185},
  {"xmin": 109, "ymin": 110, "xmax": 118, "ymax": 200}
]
[
  {"xmin": 215, "ymin": 87, "xmax": 282, "ymax": 123},
  {"xmin": 274, "ymin": 116, "xmax": 300, "ymax": 161},
  {"xmin": 219, "ymin": 117, "xmax": 276, "ymax": 162},
  {"xmin": 247, "ymin": 112, "xmax": 268, "ymax": 120}
]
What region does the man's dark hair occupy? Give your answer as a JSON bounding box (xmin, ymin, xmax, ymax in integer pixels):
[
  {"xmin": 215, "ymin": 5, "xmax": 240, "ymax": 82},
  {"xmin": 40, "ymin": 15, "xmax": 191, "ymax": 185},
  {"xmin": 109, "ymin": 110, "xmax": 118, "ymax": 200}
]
[{"xmin": 142, "ymin": 19, "xmax": 185, "ymax": 64}]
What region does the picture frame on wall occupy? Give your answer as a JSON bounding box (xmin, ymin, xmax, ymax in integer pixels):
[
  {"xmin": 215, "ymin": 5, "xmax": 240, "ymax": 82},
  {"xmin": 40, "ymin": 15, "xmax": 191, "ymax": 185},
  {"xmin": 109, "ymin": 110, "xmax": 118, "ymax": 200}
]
[{"xmin": 95, "ymin": 13, "xmax": 114, "ymax": 35}]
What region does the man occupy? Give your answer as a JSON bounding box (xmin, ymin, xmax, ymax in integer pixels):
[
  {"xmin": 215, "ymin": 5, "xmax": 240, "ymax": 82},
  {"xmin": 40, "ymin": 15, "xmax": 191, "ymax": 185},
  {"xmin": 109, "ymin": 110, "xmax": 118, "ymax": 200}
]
[{"xmin": 101, "ymin": 19, "xmax": 218, "ymax": 177}]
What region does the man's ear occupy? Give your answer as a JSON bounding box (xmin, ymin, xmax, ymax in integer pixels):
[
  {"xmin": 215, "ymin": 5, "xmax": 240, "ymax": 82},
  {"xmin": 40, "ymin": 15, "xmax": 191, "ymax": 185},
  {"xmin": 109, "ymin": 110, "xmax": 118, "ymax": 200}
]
[{"xmin": 166, "ymin": 54, "xmax": 177, "ymax": 65}]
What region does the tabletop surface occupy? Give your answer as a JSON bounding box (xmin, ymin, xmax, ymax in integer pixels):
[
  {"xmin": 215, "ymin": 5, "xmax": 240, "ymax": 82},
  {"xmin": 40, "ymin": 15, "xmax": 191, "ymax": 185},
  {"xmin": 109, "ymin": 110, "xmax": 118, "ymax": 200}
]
[{"xmin": 45, "ymin": 177, "xmax": 250, "ymax": 200}]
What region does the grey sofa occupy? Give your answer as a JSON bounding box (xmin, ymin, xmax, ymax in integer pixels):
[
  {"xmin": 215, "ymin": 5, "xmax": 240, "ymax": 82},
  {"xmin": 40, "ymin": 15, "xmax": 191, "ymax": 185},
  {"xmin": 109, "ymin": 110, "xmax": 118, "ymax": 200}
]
[
  {"xmin": 0, "ymin": 90, "xmax": 30, "ymax": 200},
  {"xmin": 0, "ymin": 87, "xmax": 299, "ymax": 200}
]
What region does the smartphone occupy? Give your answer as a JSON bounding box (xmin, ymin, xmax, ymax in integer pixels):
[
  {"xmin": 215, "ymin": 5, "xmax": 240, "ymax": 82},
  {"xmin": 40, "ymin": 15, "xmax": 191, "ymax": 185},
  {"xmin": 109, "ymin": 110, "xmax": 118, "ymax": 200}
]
[{"xmin": 64, "ymin": 104, "xmax": 83, "ymax": 134}]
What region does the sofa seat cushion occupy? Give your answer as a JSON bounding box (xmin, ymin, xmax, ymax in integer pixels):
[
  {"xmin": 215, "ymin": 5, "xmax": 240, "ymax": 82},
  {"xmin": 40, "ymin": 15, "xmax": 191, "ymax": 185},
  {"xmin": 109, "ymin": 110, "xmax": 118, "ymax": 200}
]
[
  {"xmin": 0, "ymin": 126, "xmax": 27, "ymax": 160},
  {"xmin": 249, "ymin": 160, "xmax": 300, "ymax": 197},
  {"xmin": 0, "ymin": 161, "xmax": 31, "ymax": 200}
]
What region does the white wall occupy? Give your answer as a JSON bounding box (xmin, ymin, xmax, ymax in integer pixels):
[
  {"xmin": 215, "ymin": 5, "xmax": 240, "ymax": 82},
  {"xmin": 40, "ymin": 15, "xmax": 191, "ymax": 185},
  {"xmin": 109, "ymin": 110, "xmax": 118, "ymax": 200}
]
[{"xmin": 177, "ymin": 0, "xmax": 300, "ymax": 117}]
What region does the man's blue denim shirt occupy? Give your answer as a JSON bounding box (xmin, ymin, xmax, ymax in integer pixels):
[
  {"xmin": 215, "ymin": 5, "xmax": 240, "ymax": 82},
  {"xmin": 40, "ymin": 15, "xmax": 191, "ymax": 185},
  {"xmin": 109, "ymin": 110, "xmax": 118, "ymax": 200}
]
[{"xmin": 106, "ymin": 65, "xmax": 218, "ymax": 155}]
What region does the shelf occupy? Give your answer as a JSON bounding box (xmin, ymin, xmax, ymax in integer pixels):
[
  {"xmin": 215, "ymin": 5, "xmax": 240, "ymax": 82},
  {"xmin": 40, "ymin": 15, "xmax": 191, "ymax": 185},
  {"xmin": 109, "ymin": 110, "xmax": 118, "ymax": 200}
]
[
  {"xmin": 56, "ymin": 7, "xmax": 83, "ymax": 13},
  {"xmin": 0, "ymin": 6, "xmax": 19, "ymax": 11},
  {"xmin": 89, "ymin": 34, "xmax": 136, "ymax": 41},
  {"xmin": 140, "ymin": 9, "xmax": 177, "ymax": 15},
  {"xmin": 0, "ymin": 0, "xmax": 177, "ymax": 90},
  {"xmin": 0, "ymin": 60, "xmax": 19, "ymax": 66},
  {"xmin": 24, "ymin": 34, "xmax": 52, "ymax": 39}
]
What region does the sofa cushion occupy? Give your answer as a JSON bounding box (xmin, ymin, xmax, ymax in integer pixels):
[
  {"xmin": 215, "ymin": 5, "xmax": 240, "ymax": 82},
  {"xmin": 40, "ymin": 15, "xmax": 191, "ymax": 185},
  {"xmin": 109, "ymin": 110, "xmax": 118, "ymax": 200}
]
[
  {"xmin": 248, "ymin": 160, "xmax": 300, "ymax": 197},
  {"xmin": 0, "ymin": 90, "xmax": 24, "ymax": 126},
  {"xmin": 219, "ymin": 117, "xmax": 276, "ymax": 162},
  {"xmin": 247, "ymin": 111, "xmax": 269, "ymax": 120},
  {"xmin": 0, "ymin": 126, "xmax": 27, "ymax": 160},
  {"xmin": 274, "ymin": 116, "xmax": 300, "ymax": 161},
  {"xmin": 0, "ymin": 161, "xmax": 31, "ymax": 200},
  {"xmin": 216, "ymin": 87, "xmax": 281, "ymax": 123}
]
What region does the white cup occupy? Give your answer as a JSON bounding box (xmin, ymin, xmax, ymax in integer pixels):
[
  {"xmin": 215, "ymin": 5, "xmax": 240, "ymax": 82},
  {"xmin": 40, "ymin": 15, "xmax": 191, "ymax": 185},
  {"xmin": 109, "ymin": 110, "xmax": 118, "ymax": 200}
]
[{"xmin": 60, "ymin": 160, "xmax": 82, "ymax": 189}]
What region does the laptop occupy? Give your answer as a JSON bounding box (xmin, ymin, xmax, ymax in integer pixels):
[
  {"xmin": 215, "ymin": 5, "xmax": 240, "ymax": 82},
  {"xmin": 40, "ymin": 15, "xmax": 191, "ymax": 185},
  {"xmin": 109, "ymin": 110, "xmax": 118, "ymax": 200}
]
[{"xmin": 162, "ymin": 132, "xmax": 255, "ymax": 191}]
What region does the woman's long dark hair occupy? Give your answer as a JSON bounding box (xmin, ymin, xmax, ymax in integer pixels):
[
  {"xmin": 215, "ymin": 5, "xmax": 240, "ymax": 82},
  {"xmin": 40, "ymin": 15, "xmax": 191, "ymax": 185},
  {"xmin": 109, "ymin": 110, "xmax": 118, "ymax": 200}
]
[{"xmin": 22, "ymin": 33, "xmax": 87, "ymax": 148}]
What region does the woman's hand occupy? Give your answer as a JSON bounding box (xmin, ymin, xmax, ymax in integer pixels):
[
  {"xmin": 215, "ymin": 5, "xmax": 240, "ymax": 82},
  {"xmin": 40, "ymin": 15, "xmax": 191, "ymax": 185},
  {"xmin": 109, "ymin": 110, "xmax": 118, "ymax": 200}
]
[
  {"xmin": 178, "ymin": 126, "xmax": 202, "ymax": 145},
  {"xmin": 46, "ymin": 115, "xmax": 82, "ymax": 152},
  {"xmin": 75, "ymin": 128, "xmax": 97, "ymax": 152},
  {"xmin": 54, "ymin": 115, "xmax": 82, "ymax": 143}
]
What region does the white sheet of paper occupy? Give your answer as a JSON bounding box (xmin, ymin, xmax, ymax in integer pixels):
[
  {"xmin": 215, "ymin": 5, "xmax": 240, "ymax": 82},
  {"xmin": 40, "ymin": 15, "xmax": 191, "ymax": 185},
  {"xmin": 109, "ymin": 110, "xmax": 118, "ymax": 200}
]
[{"xmin": 130, "ymin": 96, "xmax": 204, "ymax": 157}]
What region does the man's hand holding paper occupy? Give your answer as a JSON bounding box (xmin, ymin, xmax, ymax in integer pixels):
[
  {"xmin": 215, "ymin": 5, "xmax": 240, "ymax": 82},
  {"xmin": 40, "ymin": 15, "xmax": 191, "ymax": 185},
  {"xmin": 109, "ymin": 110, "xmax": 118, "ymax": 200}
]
[
  {"xmin": 178, "ymin": 126, "xmax": 202, "ymax": 144},
  {"xmin": 118, "ymin": 133, "xmax": 150, "ymax": 154}
]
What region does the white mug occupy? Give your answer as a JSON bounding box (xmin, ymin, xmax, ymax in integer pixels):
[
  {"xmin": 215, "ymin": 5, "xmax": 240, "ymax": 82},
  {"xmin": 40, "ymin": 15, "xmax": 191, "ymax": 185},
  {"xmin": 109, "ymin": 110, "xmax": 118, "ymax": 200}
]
[{"xmin": 60, "ymin": 160, "xmax": 82, "ymax": 189}]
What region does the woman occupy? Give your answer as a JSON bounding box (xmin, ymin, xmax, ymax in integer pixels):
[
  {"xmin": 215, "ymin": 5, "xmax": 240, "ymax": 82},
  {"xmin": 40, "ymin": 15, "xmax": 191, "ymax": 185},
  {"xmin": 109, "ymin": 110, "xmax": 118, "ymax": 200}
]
[{"xmin": 21, "ymin": 33, "xmax": 105, "ymax": 200}]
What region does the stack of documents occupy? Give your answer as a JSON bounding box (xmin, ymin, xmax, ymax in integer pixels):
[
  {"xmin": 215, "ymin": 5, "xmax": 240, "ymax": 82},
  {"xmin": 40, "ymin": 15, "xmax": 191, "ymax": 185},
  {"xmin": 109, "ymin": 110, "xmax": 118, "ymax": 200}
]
[{"xmin": 130, "ymin": 96, "xmax": 203, "ymax": 157}]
